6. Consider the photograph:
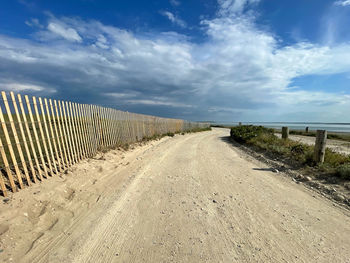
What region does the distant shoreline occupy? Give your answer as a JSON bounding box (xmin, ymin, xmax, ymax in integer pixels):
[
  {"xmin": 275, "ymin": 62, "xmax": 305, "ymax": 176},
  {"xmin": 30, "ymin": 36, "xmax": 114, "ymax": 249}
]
[
  {"xmin": 274, "ymin": 128, "xmax": 350, "ymax": 136},
  {"xmin": 212, "ymin": 123, "xmax": 350, "ymax": 134},
  {"xmin": 239, "ymin": 122, "xmax": 350, "ymax": 125},
  {"xmin": 212, "ymin": 122, "xmax": 350, "ymax": 125}
]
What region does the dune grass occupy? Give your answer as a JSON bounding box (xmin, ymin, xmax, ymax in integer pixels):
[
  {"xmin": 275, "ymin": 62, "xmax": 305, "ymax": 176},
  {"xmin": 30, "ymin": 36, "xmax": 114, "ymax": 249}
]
[
  {"xmin": 287, "ymin": 130, "xmax": 350, "ymax": 143},
  {"xmin": 230, "ymin": 125, "xmax": 350, "ymax": 180}
]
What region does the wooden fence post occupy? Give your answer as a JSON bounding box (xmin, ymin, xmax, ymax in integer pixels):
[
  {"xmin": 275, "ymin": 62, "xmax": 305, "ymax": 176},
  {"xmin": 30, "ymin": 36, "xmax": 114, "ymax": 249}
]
[
  {"xmin": 314, "ymin": 130, "xmax": 327, "ymax": 163},
  {"xmin": 282, "ymin": 127, "xmax": 289, "ymax": 139}
]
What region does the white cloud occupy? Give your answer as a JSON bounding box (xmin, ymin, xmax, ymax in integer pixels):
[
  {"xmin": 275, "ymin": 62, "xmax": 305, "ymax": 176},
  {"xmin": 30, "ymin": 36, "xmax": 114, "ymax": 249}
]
[
  {"xmin": 218, "ymin": 0, "xmax": 260, "ymax": 15},
  {"xmin": 47, "ymin": 22, "xmax": 82, "ymax": 42},
  {"xmin": 1, "ymin": 83, "xmax": 44, "ymax": 92},
  {"xmin": 335, "ymin": 0, "xmax": 350, "ymax": 6},
  {"xmin": 160, "ymin": 11, "xmax": 187, "ymax": 28},
  {"xmin": 94, "ymin": 34, "xmax": 109, "ymax": 49},
  {"xmin": 0, "ymin": 2, "xmax": 349, "ymax": 121},
  {"xmin": 126, "ymin": 99, "xmax": 193, "ymax": 108},
  {"xmin": 170, "ymin": 0, "xmax": 180, "ymax": 6},
  {"xmin": 25, "ymin": 18, "xmax": 44, "ymax": 29}
]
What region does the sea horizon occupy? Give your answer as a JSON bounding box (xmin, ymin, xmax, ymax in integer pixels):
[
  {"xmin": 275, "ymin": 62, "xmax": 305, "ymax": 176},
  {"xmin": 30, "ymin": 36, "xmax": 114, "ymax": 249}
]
[{"xmin": 213, "ymin": 122, "xmax": 350, "ymax": 133}]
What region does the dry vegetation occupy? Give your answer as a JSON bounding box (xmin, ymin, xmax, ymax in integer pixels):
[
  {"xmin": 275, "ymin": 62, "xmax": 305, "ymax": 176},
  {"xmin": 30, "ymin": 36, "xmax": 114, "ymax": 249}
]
[
  {"xmin": 289, "ymin": 130, "xmax": 350, "ymax": 143},
  {"xmin": 230, "ymin": 125, "xmax": 350, "ymax": 180}
]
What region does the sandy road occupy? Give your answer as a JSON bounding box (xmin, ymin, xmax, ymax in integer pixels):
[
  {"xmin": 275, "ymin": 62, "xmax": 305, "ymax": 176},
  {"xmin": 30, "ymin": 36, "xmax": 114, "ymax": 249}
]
[{"xmin": 3, "ymin": 128, "xmax": 350, "ymax": 262}]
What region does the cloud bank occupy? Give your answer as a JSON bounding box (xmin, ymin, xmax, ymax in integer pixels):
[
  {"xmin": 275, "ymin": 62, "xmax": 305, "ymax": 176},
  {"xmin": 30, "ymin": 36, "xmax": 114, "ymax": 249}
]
[{"xmin": 0, "ymin": 0, "xmax": 349, "ymax": 122}]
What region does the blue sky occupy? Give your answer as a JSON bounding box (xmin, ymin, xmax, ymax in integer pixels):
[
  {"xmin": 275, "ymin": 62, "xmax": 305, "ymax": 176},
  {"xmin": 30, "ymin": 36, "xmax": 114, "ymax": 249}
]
[{"xmin": 0, "ymin": 0, "xmax": 350, "ymax": 122}]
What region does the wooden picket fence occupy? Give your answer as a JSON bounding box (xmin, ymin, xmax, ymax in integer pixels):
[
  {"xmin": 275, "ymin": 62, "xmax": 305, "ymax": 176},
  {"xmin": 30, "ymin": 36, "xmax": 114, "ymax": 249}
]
[{"xmin": 0, "ymin": 91, "xmax": 209, "ymax": 197}]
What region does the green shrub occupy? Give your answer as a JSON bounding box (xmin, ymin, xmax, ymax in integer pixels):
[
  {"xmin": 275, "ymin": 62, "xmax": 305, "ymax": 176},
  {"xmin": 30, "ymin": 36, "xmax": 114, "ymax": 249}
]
[
  {"xmin": 291, "ymin": 144, "xmax": 306, "ymax": 155},
  {"xmin": 269, "ymin": 144, "xmax": 288, "ymax": 155},
  {"xmin": 230, "ymin": 125, "xmax": 350, "ymax": 180},
  {"xmin": 230, "ymin": 125, "xmax": 274, "ymax": 143},
  {"xmin": 289, "ymin": 130, "xmax": 350, "ymax": 142},
  {"xmin": 303, "ymin": 150, "xmax": 315, "ymax": 166},
  {"xmin": 337, "ymin": 164, "xmax": 350, "ymax": 179},
  {"xmin": 325, "ymin": 149, "xmax": 350, "ymax": 166}
]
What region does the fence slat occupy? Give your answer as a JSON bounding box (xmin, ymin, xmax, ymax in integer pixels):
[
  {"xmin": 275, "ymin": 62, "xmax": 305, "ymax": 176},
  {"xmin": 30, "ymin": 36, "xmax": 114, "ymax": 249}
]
[
  {"xmin": 87, "ymin": 104, "xmax": 96, "ymax": 156},
  {"xmin": 83, "ymin": 104, "xmax": 92, "ymax": 157},
  {"xmin": 106, "ymin": 108, "xmax": 113, "ymax": 147},
  {"xmin": 10, "ymin": 92, "xmax": 36, "ymax": 184},
  {"xmin": 19, "ymin": 95, "xmax": 43, "ymax": 181},
  {"xmin": 107, "ymin": 108, "xmax": 114, "ymax": 146},
  {"xmin": 25, "ymin": 95, "xmax": 48, "ymax": 179},
  {"xmin": 70, "ymin": 102, "xmax": 82, "ymax": 161},
  {"xmin": 2, "ymin": 92, "xmax": 31, "ymax": 186},
  {"xmin": 102, "ymin": 107, "xmax": 108, "ymax": 147},
  {"xmin": 76, "ymin": 103, "xmax": 87, "ymax": 158},
  {"xmin": 92, "ymin": 105, "xmax": 100, "ymax": 151},
  {"xmin": 60, "ymin": 101, "xmax": 75, "ymax": 165},
  {"xmin": 66, "ymin": 101, "xmax": 79, "ymax": 163},
  {"xmin": 103, "ymin": 107, "xmax": 110, "ymax": 147},
  {"xmin": 55, "ymin": 100, "xmax": 70, "ymax": 167},
  {"xmin": 96, "ymin": 106, "xmax": 103, "ymax": 148},
  {"xmin": 80, "ymin": 104, "xmax": 89, "ymax": 157},
  {"xmin": 75, "ymin": 103, "xmax": 86, "ymax": 159},
  {"xmin": 0, "ymin": 102, "xmax": 24, "ymax": 189},
  {"xmin": 49, "ymin": 99, "xmax": 64, "ymax": 169},
  {"xmin": 102, "ymin": 106, "xmax": 108, "ymax": 147},
  {"xmin": 0, "ymin": 170, "xmax": 7, "ymax": 196},
  {"xmin": 109, "ymin": 108, "xmax": 116, "ymax": 146},
  {"xmin": 0, "ymin": 135, "xmax": 16, "ymax": 193},
  {"xmin": 33, "ymin": 97, "xmax": 54, "ymax": 176},
  {"xmin": 68, "ymin": 102, "xmax": 81, "ymax": 162},
  {"xmin": 10, "ymin": 92, "xmax": 36, "ymax": 183},
  {"xmin": 45, "ymin": 98, "xmax": 61, "ymax": 172},
  {"xmin": 39, "ymin": 98, "xmax": 58, "ymax": 174},
  {"xmin": 85, "ymin": 105, "xmax": 93, "ymax": 155}
]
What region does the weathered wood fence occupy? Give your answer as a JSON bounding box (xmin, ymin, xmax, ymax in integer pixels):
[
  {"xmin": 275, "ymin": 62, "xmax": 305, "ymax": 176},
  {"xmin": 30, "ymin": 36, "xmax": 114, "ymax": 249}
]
[{"xmin": 0, "ymin": 91, "xmax": 209, "ymax": 196}]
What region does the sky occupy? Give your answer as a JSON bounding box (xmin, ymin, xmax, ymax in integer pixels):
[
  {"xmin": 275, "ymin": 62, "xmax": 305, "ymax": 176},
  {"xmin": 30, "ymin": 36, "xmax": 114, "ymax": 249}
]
[{"xmin": 0, "ymin": 0, "xmax": 350, "ymax": 122}]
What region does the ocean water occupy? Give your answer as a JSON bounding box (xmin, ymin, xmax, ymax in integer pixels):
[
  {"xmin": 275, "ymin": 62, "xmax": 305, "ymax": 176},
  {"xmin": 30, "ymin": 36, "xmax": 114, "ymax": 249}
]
[{"xmin": 216, "ymin": 122, "xmax": 350, "ymax": 133}]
